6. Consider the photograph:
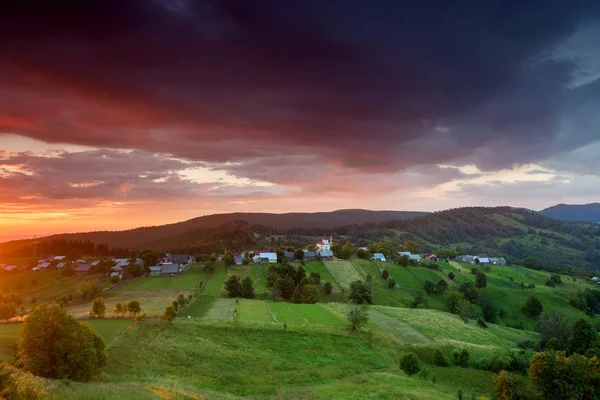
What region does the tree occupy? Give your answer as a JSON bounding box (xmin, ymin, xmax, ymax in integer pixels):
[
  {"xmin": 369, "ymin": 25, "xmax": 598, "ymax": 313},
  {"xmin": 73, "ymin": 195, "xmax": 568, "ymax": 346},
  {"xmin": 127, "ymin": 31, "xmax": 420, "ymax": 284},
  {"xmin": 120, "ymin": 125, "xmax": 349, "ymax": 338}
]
[
  {"xmin": 324, "ymin": 282, "xmax": 333, "ymax": 295},
  {"xmin": 381, "ymin": 269, "xmax": 389, "ymax": 279},
  {"xmin": 458, "ymin": 300, "xmax": 480, "ymax": 322},
  {"xmin": 400, "ymin": 353, "xmax": 421, "ymax": 376},
  {"xmin": 475, "ymin": 272, "xmax": 487, "ymax": 289},
  {"xmin": 448, "ymin": 272, "xmax": 455, "ymax": 281},
  {"xmin": 347, "ymin": 305, "xmax": 369, "ymax": 331},
  {"xmin": 568, "ymin": 319, "xmax": 597, "ymax": 355},
  {"xmin": 522, "ymin": 256, "xmax": 542, "ymax": 270},
  {"xmin": 114, "ymin": 302, "xmax": 125, "ymax": 318},
  {"xmin": 56, "ymin": 295, "xmax": 69, "ymax": 309},
  {"xmin": 522, "ymin": 296, "xmax": 543, "ymax": 317},
  {"xmin": 452, "ymin": 349, "xmax": 470, "ymax": 367},
  {"xmin": 162, "ymin": 305, "xmax": 177, "ymax": 323},
  {"xmin": 493, "ymin": 370, "xmax": 527, "ymax": 400},
  {"xmin": 528, "ymin": 351, "xmax": 599, "ymax": 399},
  {"xmin": 127, "ymin": 300, "xmax": 141, "ymax": 317},
  {"xmin": 295, "ymin": 249, "xmax": 305, "ymax": 261},
  {"xmin": 242, "ymin": 277, "xmax": 255, "ymax": 299},
  {"xmin": 177, "ymin": 294, "xmax": 187, "ymax": 307},
  {"xmin": 433, "ymin": 349, "xmax": 449, "ymax": 366},
  {"xmin": 445, "ymin": 292, "xmax": 462, "ymax": 314},
  {"xmin": 349, "ymin": 280, "xmax": 372, "ymax": 304},
  {"xmin": 403, "ymin": 241, "xmax": 420, "ymax": 254},
  {"xmin": 536, "ymin": 313, "xmax": 570, "ymax": 351},
  {"xmin": 16, "ymin": 304, "xmax": 106, "ymax": 381},
  {"xmin": 459, "ymin": 281, "xmax": 478, "ymax": 302},
  {"xmin": 388, "ymin": 278, "xmax": 396, "ymax": 289},
  {"xmin": 224, "ymin": 275, "xmax": 243, "ymax": 297},
  {"xmin": 356, "ymin": 249, "xmax": 371, "ymax": 260},
  {"xmin": 90, "ymin": 297, "xmax": 106, "ymax": 319},
  {"xmin": 309, "ymin": 272, "xmax": 321, "ymax": 284},
  {"xmin": 172, "ymin": 301, "xmax": 179, "ymax": 311},
  {"xmin": 222, "ymin": 252, "xmax": 235, "ymax": 267}
]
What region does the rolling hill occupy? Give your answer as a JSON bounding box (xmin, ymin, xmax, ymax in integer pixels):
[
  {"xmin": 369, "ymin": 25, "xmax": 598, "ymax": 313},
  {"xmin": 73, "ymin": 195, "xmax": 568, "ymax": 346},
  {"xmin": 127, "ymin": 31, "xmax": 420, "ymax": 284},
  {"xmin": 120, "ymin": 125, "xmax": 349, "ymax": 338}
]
[
  {"xmin": 540, "ymin": 203, "xmax": 600, "ymax": 223},
  {"xmin": 0, "ymin": 209, "xmax": 427, "ymax": 253}
]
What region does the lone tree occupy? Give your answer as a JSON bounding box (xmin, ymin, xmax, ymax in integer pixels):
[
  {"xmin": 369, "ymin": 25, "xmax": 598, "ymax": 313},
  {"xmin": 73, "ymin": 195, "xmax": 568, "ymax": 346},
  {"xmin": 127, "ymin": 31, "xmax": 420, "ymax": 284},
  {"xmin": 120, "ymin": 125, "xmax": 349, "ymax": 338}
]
[
  {"xmin": 222, "ymin": 252, "xmax": 235, "ymax": 267},
  {"xmin": 448, "ymin": 272, "xmax": 455, "ymax": 281},
  {"xmin": 399, "ymin": 352, "xmax": 421, "ymax": 377},
  {"xmin": 224, "ymin": 275, "xmax": 243, "ymax": 297},
  {"xmin": 381, "ymin": 269, "xmax": 389, "ymax": 279},
  {"xmin": 522, "ymin": 295, "xmax": 543, "ymax": 317},
  {"xmin": 242, "ymin": 277, "xmax": 255, "ymax": 299},
  {"xmin": 347, "ymin": 305, "xmax": 369, "ymax": 331},
  {"xmin": 16, "ymin": 304, "xmax": 106, "ymax": 381},
  {"xmin": 177, "ymin": 294, "xmax": 187, "ymax": 307},
  {"xmin": 90, "ymin": 297, "xmax": 106, "ymax": 319},
  {"xmin": 127, "ymin": 300, "xmax": 141, "ymax": 317},
  {"xmin": 113, "ymin": 302, "xmax": 125, "ymax": 318},
  {"xmin": 349, "ymin": 280, "xmax": 372, "ymax": 304},
  {"xmin": 162, "ymin": 305, "xmax": 177, "ymax": 323},
  {"xmin": 324, "ymin": 282, "xmax": 333, "ymax": 295}
]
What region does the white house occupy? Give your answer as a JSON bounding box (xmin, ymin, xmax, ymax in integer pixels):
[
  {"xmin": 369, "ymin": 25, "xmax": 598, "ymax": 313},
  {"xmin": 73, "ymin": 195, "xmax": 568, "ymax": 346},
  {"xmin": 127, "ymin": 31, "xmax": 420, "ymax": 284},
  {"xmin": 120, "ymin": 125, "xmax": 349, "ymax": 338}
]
[
  {"xmin": 259, "ymin": 252, "xmax": 278, "ymax": 264},
  {"xmin": 372, "ymin": 253, "xmax": 387, "ymax": 262},
  {"xmin": 398, "ymin": 251, "xmax": 421, "ymax": 262},
  {"xmin": 316, "ymin": 235, "xmax": 332, "ymax": 255}
]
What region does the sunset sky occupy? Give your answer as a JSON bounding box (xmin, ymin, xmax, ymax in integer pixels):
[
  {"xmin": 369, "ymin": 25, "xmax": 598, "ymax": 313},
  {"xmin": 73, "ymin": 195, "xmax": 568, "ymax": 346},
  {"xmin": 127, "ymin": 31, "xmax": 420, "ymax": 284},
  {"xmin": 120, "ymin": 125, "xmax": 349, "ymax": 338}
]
[{"xmin": 1, "ymin": 0, "xmax": 600, "ymax": 241}]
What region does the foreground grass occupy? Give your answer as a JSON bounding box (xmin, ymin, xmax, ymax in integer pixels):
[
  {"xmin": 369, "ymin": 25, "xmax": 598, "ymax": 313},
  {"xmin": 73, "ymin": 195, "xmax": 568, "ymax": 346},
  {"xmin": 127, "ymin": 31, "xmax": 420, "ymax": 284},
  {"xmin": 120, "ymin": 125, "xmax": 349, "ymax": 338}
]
[{"xmin": 43, "ymin": 319, "xmax": 496, "ymax": 399}]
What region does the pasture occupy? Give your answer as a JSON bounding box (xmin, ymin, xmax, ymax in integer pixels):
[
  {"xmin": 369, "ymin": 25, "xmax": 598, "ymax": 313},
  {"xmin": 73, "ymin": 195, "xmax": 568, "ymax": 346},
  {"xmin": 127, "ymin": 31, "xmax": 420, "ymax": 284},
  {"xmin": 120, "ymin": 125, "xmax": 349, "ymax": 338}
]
[
  {"xmin": 67, "ymin": 289, "xmax": 195, "ymax": 318},
  {"xmin": 322, "ymin": 260, "xmax": 363, "ymax": 288},
  {"xmin": 302, "ymin": 260, "xmax": 336, "ymax": 283},
  {"xmin": 116, "ymin": 264, "xmax": 204, "ymax": 291},
  {"xmin": 204, "ymin": 298, "xmax": 237, "ymax": 320},
  {"xmin": 235, "ymin": 299, "xmax": 273, "ymax": 322}
]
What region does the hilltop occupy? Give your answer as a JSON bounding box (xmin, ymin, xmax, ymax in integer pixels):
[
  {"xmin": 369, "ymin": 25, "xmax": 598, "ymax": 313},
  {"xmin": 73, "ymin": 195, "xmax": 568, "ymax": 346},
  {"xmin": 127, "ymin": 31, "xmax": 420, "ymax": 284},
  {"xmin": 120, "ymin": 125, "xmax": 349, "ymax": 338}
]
[{"xmin": 540, "ymin": 203, "xmax": 600, "ymax": 223}]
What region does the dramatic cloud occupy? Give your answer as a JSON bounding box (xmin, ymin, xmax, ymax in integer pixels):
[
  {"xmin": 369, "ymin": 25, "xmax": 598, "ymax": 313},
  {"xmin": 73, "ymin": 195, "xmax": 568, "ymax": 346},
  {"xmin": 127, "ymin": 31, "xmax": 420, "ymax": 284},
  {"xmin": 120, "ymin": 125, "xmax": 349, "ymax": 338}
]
[{"xmin": 1, "ymin": 1, "xmax": 599, "ymax": 237}]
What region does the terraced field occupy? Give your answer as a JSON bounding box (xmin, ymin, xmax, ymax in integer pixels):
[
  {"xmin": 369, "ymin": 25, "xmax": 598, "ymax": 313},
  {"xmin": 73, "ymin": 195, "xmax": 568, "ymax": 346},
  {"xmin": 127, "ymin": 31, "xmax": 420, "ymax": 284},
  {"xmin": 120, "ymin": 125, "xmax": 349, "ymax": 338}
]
[{"xmin": 322, "ymin": 261, "xmax": 363, "ymax": 288}]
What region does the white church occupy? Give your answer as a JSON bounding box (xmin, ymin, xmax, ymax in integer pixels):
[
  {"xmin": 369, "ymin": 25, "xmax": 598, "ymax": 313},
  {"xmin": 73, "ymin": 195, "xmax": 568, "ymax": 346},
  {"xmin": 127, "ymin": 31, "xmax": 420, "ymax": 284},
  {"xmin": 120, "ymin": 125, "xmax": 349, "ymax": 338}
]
[{"xmin": 315, "ymin": 235, "xmax": 334, "ymax": 260}]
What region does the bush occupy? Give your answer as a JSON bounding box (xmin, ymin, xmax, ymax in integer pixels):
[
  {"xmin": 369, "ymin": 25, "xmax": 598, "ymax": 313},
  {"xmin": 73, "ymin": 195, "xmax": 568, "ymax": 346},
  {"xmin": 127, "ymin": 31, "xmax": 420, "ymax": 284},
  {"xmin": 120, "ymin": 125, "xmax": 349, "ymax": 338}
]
[
  {"xmin": 127, "ymin": 300, "xmax": 141, "ymax": 316},
  {"xmin": 400, "ymin": 352, "xmax": 421, "ymax": 376},
  {"xmin": 90, "ymin": 297, "xmax": 106, "ymax": 319},
  {"xmin": 493, "ymin": 370, "xmax": 527, "ymax": 400},
  {"xmin": 225, "ymin": 275, "xmax": 243, "ymax": 297},
  {"xmin": 472, "ymin": 357, "xmax": 491, "ymax": 371},
  {"xmin": 242, "ymin": 277, "xmax": 255, "ymax": 299},
  {"xmin": 347, "ymin": 305, "xmax": 369, "ymax": 331},
  {"xmin": 387, "ymin": 278, "xmax": 396, "ymax": 289},
  {"xmin": 452, "ymin": 349, "xmax": 470, "ymax": 367},
  {"xmin": 545, "ymin": 279, "xmax": 556, "ymax": 288},
  {"xmin": 381, "ymin": 269, "xmax": 389, "ymax": 279},
  {"xmin": 448, "ymin": 272, "xmax": 455, "ymax": 280},
  {"xmin": 521, "ymin": 296, "xmax": 543, "ymax": 317},
  {"xmin": 324, "ymin": 281, "xmax": 333, "ymax": 295},
  {"xmin": 162, "ymin": 305, "xmax": 177, "ymax": 323},
  {"xmin": 177, "ymin": 294, "xmax": 187, "ymax": 306},
  {"xmin": 349, "ymin": 280, "xmax": 372, "ymax": 304},
  {"xmin": 16, "ymin": 304, "xmax": 105, "ymax": 381},
  {"xmin": 433, "ymin": 349, "xmax": 449, "ymax": 366}
]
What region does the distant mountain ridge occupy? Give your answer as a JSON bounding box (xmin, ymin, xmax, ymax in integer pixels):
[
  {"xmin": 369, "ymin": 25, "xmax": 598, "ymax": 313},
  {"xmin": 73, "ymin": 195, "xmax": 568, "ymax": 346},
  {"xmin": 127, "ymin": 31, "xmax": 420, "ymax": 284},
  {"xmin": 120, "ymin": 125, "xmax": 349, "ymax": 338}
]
[
  {"xmin": 540, "ymin": 203, "xmax": 600, "ymax": 223},
  {"xmin": 0, "ymin": 209, "xmax": 428, "ymax": 250}
]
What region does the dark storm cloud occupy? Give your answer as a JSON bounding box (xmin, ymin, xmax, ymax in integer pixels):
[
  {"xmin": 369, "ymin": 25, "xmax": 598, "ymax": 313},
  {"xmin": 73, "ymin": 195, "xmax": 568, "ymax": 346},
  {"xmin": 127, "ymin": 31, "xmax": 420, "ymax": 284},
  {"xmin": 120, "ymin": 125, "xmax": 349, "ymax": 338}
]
[{"xmin": 1, "ymin": 0, "xmax": 599, "ymax": 177}]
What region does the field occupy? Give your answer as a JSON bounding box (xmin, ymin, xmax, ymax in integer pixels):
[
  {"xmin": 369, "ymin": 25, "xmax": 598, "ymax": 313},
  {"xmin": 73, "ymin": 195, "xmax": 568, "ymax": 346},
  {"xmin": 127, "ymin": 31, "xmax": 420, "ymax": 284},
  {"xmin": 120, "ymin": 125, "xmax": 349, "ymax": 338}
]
[
  {"xmin": 322, "ymin": 260, "xmax": 363, "ymax": 288},
  {"xmin": 204, "ymin": 298, "xmax": 237, "ymax": 320},
  {"xmin": 303, "ymin": 260, "xmax": 336, "ymax": 283},
  {"xmin": 200, "ymin": 263, "xmax": 228, "ymax": 296},
  {"xmin": 235, "ymin": 299, "xmax": 273, "ymax": 322},
  {"xmin": 115, "ymin": 264, "xmax": 204, "ymax": 291},
  {"xmin": 386, "ymin": 266, "xmax": 422, "ymax": 289},
  {"xmin": 67, "ymin": 289, "xmax": 195, "ymax": 318}
]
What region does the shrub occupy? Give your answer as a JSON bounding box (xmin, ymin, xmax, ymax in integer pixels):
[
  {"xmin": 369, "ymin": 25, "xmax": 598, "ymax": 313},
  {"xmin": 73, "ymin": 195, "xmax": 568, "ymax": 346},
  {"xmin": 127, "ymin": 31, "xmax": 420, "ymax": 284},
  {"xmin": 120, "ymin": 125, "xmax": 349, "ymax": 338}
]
[
  {"xmin": 162, "ymin": 305, "xmax": 177, "ymax": 323},
  {"xmin": 568, "ymin": 319, "xmax": 597, "ymax": 355},
  {"xmin": 493, "ymin": 370, "xmax": 527, "ymax": 400},
  {"xmin": 381, "ymin": 269, "xmax": 389, "ymax": 279},
  {"xmin": 522, "ymin": 296, "xmax": 543, "ymax": 317},
  {"xmin": 473, "ymin": 357, "xmax": 491, "ymax": 371},
  {"xmin": 16, "ymin": 304, "xmax": 105, "ymax": 381},
  {"xmin": 177, "ymin": 294, "xmax": 187, "ymax": 306},
  {"xmin": 400, "ymin": 352, "xmax": 421, "ymax": 377},
  {"xmin": 90, "ymin": 297, "xmax": 106, "ymax": 319},
  {"xmin": 242, "ymin": 277, "xmax": 255, "ymax": 299},
  {"xmin": 346, "ymin": 306, "xmax": 369, "ymax": 331},
  {"xmin": 433, "ymin": 349, "xmax": 449, "ymax": 366},
  {"xmin": 225, "ymin": 275, "xmax": 243, "ymax": 297},
  {"xmin": 448, "ymin": 272, "xmax": 455, "ymax": 280},
  {"xmin": 127, "ymin": 300, "xmax": 141, "ymax": 316},
  {"xmin": 113, "ymin": 302, "xmax": 125, "ymax": 318},
  {"xmin": 324, "ymin": 281, "xmax": 333, "ymax": 295},
  {"xmin": 452, "ymin": 349, "xmax": 470, "ymax": 367},
  {"xmin": 387, "ymin": 278, "xmax": 396, "ymax": 289}
]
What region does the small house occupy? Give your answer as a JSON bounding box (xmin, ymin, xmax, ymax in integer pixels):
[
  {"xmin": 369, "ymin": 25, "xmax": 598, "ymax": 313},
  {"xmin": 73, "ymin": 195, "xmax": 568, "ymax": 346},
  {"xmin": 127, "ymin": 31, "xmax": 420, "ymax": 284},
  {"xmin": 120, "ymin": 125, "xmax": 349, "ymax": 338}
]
[
  {"xmin": 425, "ymin": 254, "xmax": 439, "ymax": 262},
  {"xmin": 489, "ymin": 257, "xmax": 507, "ymax": 266},
  {"xmin": 75, "ymin": 264, "xmax": 93, "ymax": 276},
  {"xmin": 234, "ymin": 254, "xmax": 244, "ymax": 265},
  {"xmin": 283, "ymin": 251, "xmax": 297, "ymax": 261},
  {"xmin": 259, "ymin": 252, "xmax": 278, "ymax": 264},
  {"xmin": 149, "ymin": 266, "xmax": 162, "ymax": 277},
  {"xmin": 476, "ymin": 257, "xmax": 490, "ymax": 264},
  {"xmin": 38, "ymin": 262, "xmax": 51, "ymax": 270},
  {"xmin": 372, "ymin": 253, "xmax": 387, "ymax": 262},
  {"xmin": 319, "ymin": 250, "xmax": 334, "ymax": 261},
  {"xmin": 303, "ymin": 250, "xmax": 317, "ymax": 261},
  {"xmin": 4, "ymin": 265, "xmax": 18, "ymax": 272},
  {"xmin": 161, "ymin": 264, "xmax": 180, "ymax": 276},
  {"xmin": 56, "ymin": 261, "xmax": 68, "ymax": 269}
]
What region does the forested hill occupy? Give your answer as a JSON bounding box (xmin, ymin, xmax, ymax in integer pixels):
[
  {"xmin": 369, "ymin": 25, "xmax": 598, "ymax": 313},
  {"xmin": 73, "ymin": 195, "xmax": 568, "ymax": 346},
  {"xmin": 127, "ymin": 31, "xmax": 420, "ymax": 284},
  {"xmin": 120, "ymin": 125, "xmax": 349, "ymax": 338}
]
[
  {"xmin": 0, "ymin": 209, "xmax": 426, "ymax": 253},
  {"xmin": 540, "ymin": 203, "xmax": 600, "ymax": 223}
]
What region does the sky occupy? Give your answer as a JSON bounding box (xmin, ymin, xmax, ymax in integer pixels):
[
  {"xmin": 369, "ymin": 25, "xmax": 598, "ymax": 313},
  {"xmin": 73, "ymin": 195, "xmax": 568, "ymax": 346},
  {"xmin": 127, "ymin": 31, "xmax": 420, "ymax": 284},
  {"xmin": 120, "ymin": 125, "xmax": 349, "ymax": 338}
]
[{"xmin": 1, "ymin": 0, "xmax": 600, "ymax": 240}]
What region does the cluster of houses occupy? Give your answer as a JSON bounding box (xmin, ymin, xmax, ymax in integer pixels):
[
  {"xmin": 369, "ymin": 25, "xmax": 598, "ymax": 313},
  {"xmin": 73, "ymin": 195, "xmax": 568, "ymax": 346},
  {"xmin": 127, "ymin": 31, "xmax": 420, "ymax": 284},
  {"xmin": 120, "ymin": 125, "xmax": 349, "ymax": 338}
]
[
  {"xmin": 456, "ymin": 254, "xmax": 507, "ymax": 266},
  {"xmin": 149, "ymin": 253, "xmax": 193, "ymax": 277},
  {"xmin": 243, "ymin": 236, "xmax": 335, "ymax": 265}
]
